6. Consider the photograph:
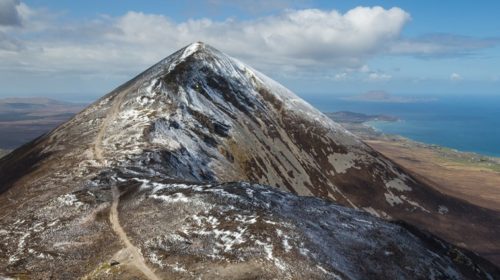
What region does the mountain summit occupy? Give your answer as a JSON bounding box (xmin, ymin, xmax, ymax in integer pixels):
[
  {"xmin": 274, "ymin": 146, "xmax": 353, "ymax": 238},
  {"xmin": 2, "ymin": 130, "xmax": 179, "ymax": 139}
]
[{"xmin": 0, "ymin": 42, "xmax": 499, "ymax": 278}]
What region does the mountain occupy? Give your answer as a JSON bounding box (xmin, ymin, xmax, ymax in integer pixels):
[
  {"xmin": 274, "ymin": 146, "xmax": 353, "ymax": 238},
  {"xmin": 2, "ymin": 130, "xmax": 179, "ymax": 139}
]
[
  {"xmin": 0, "ymin": 97, "xmax": 84, "ymax": 117},
  {"xmin": 0, "ymin": 42, "xmax": 498, "ymax": 278}
]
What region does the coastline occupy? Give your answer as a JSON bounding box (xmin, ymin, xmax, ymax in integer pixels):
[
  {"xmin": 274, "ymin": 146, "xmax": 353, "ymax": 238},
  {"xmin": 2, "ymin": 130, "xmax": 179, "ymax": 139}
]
[
  {"xmin": 326, "ymin": 111, "xmax": 500, "ymax": 211},
  {"xmin": 364, "ymin": 121, "xmax": 500, "ymax": 173},
  {"xmin": 326, "ymin": 111, "xmax": 500, "ymax": 172}
]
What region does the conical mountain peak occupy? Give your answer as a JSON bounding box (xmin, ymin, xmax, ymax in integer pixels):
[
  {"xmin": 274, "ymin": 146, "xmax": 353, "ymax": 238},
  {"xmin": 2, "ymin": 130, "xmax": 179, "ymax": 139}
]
[
  {"xmin": 1, "ymin": 43, "xmax": 499, "ymax": 278},
  {"xmin": 181, "ymin": 41, "xmax": 208, "ymax": 54},
  {"xmin": 174, "ymin": 41, "xmax": 208, "ymax": 61}
]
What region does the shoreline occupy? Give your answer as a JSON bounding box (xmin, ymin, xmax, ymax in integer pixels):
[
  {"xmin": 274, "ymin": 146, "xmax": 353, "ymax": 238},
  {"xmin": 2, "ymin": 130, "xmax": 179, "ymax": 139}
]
[
  {"xmin": 363, "ymin": 121, "xmax": 500, "ymax": 172},
  {"xmin": 325, "ymin": 111, "xmax": 500, "ymax": 170},
  {"xmin": 367, "ymin": 119, "xmax": 500, "ymax": 159},
  {"xmin": 327, "ymin": 110, "xmax": 500, "ymax": 211}
]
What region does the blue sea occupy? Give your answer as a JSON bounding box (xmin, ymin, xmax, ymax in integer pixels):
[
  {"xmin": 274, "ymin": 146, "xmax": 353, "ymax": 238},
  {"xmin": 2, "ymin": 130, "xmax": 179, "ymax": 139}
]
[{"xmin": 302, "ymin": 94, "xmax": 500, "ymax": 157}]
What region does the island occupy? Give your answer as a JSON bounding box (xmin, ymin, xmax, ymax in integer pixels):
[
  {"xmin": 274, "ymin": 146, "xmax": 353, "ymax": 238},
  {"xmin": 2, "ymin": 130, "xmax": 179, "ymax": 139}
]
[{"xmin": 325, "ymin": 111, "xmax": 398, "ymax": 139}]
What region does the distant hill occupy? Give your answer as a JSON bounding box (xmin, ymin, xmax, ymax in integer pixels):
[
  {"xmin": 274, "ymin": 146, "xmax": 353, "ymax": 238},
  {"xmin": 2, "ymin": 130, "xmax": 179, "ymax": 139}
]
[
  {"xmin": 0, "ymin": 149, "xmax": 8, "ymax": 158},
  {"xmin": 0, "ymin": 97, "xmax": 86, "ymax": 149},
  {"xmin": 343, "ymin": 90, "xmax": 437, "ymax": 103},
  {"xmin": 325, "ymin": 111, "xmax": 398, "ymax": 123}
]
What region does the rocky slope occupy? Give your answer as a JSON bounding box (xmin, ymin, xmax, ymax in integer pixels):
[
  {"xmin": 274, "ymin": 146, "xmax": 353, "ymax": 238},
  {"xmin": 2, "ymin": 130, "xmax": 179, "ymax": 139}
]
[
  {"xmin": 2, "ymin": 170, "xmax": 498, "ymax": 279},
  {"xmin": 0, "ymin": 42, "xmax": 499, "ymax": 278}
]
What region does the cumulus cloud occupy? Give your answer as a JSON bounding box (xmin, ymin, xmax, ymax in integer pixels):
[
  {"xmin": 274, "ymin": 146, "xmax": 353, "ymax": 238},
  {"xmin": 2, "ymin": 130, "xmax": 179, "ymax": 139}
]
[
  {"xmin": 358, "ymin": 65, "xmax": 371, "ymax": 73},
  {"xmin": 0, "ymin": 0, "xmax": 21, "ymax": 26},
  {"xmin": 333, "ymin": 72, "xmax": 349, "ymax": 81},
  {"xmin": 202, "ymin": 0, "xmax": 309, "ymax": 15},
  {"xmin": 1, "ymin": 2, "xmax": 497, "ymax": 95},
  {"xmin": 367, "ymin": 72, "xmax": 392, "ymax": 82},
  {"xmin": 390, "ymin": 33, "xmax": 500, "ymax": 58},
  {"xmin": 102, "ymin": 6, "xmax": 411, "ymax": 69},
  {"xmin": 450, "ymin": 73, "xmax": 462, "ymax": 81},
  {"xmin": 0, "ymin": 5, "xmax": 411, "ymax": 77}
]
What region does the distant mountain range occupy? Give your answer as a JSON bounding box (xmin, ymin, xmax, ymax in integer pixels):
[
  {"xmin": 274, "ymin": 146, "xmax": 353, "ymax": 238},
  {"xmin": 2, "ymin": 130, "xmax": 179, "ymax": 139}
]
[
  {"xmin": 0, "ymin": 97, "xmax": 85, "ymax": 149},
  {"xmin": 0, "ymin": 43, "xmax": 498, "ymax": 279}
]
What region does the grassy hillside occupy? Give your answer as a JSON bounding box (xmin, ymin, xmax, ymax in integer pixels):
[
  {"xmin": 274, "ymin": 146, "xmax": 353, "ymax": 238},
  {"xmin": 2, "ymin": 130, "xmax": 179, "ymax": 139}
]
[{"xmin": 365, "ymin": 139, "xmax": 500, "ymax": 211}]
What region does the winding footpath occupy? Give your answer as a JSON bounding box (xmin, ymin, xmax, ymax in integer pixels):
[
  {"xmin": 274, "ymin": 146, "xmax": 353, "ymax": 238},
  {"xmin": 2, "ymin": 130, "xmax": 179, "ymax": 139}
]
[
  {"xmin": 94, "ymin": 91, "xmax": 161, "ymax": 280},
  {"xmin": 110, "ymin": 185, "xmax": 161, "ymax": 280},
  {"xmin": 93, "ymin": 91, "xmax": 127, "ymax": 162}
]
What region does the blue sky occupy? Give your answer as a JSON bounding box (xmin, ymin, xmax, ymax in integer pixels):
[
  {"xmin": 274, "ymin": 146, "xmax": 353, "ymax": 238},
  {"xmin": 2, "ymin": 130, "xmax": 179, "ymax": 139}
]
[{"xmin": 0, "ymin": 0, "xmax": 499, "ymax": 102}]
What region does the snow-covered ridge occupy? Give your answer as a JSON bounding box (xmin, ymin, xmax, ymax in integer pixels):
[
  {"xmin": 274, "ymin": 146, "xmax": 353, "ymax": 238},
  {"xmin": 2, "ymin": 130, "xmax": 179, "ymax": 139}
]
[{"xmin": 161, "ymin": 42, "xmax": 353, "ymax": 136}]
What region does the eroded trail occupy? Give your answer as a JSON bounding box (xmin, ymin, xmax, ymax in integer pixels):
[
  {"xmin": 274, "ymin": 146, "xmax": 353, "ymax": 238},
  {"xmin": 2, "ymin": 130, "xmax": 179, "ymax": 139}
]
[
  {"xmin": 93, "ymin": 91, "xmax": 127, "ymax": 161},
  {"xmin": 110, "ymin": 185, "xmax": 161, "ymax": 280},
  {"xmin": 93, "ymin": 91, "xmax": 160, "ymax": 279}
]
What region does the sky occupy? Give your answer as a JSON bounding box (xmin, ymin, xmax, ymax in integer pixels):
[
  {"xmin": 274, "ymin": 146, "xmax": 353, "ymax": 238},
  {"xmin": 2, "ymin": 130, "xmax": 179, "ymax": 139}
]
[{"xmin": 0, "ymin": 0, "xmax": 499, "ymax": 102}]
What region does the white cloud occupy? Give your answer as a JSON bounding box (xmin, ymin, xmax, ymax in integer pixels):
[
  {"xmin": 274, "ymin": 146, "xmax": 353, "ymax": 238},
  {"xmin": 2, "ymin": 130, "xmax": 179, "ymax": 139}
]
[
  {"xmin": 390, "ymin": 33, "xmax": 500, "ymax": 58},
  {"xmin": 333, "ymin": 72, "xmax": 349, "ymax": 81},
  {"xmin": 450, "ymin": 72, "xmax": 462, "ymax": 81},
  {"xmin": 201, "ymin": 0, "xmax": 309, "ymax": 15},
  {"xmin": 0, "ymin": 0, "xmax": 21, "ymax": 26},
  {"xmin": 0, "ymin": 5, "xmax": 411, "ymax": 78},
  {"xmin": 367, "ymin": 72, "xmax": 392, "ymax": 82},
  {"xmin": 5, "ymin": 3, "xmax": 496, "ymax": 97},
  {"xmin": 359, "ymin": 65, "xmax": 371, "ymax": 73}
]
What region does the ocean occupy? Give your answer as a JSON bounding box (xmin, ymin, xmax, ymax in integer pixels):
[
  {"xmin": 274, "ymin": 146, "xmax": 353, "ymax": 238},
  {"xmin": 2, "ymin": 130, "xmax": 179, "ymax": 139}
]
[{"xmin": 302, "ymin": 93, "xmax": 500, "ymax": 157}]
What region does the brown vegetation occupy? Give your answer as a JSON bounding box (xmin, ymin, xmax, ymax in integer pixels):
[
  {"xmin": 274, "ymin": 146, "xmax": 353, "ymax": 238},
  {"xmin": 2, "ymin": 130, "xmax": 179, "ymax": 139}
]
[{"xmin": 366, "ymin": 140, "xmax": 500, "ymax": 212}]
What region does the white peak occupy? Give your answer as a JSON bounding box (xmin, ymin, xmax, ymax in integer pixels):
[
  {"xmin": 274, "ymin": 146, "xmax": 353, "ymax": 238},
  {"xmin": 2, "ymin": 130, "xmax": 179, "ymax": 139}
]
[
  {"xmin": 188, "ymin": 41, "xmax": 205, "ymax": 50},
  {"xmin": 193, "ymin": 41, "xmax": 206, "ymax": 47},
  {"xmin": 180, "ymin": 42, "xmax": 206, "ymax": 60}
]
